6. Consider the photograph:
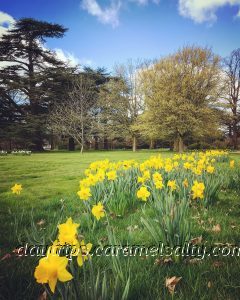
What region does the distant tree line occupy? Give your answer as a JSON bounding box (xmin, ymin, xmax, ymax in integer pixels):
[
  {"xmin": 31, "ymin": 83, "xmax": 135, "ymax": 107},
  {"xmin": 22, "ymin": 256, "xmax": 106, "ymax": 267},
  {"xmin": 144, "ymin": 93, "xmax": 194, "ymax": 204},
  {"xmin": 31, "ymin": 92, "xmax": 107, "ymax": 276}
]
[{"xmin": 0, "ymin": 18, "xmax": 240, "ymax": 152}]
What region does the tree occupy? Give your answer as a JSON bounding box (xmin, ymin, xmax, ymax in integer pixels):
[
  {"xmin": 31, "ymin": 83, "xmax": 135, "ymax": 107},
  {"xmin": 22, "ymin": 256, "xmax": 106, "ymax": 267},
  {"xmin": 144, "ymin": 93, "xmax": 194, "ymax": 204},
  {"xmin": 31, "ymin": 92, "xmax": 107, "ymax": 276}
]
[
  {"xmin": 140, "ymin": 46, "xmax": 221, "ymax": 152},
  {"xmin": 83, "ymin": 67, "xmax": 110, "ymax": 150},
  {"xmin": 0, "ymin": 18, "xmax": 67, "ymax": 150},
  {"xmin": 114, "ymin": 59, "xmax": 147, "ymax": 151},
  {"xmin": 98, "ymin": 77, "xmax": 130, "ymax": 147},
  {"xmin": 223, "ymin": 49, "xmax": 240, "ymax": 149},
  {"xmin": 49, "ymin": 74, "xmax": 96, "ymax": 153}
]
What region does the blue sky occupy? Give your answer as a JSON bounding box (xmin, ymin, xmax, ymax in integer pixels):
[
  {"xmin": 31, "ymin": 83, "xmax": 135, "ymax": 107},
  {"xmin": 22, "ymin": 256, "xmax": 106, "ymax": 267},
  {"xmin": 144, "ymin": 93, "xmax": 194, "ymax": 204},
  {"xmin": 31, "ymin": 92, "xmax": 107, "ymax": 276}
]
[{"xmin": 1, "ymin": 0, "xmax": 240, "ymax": 71}]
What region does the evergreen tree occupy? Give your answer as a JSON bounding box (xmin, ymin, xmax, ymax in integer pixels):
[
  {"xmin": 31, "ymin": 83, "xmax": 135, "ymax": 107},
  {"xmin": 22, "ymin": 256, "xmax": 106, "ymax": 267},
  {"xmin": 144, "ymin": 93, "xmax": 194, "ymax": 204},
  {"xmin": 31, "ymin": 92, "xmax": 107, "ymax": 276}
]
[{"xmin": 0, "ymin": 18, "xmax": 67, "ymax": 150}]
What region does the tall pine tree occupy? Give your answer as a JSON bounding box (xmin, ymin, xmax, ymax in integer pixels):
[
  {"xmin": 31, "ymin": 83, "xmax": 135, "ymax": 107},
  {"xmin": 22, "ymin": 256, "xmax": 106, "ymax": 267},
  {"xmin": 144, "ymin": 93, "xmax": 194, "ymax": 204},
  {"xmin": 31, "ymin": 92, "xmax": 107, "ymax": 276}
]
[{"xmin": 0, "ymin": 18, "xmax": 67, "ymax": 150}]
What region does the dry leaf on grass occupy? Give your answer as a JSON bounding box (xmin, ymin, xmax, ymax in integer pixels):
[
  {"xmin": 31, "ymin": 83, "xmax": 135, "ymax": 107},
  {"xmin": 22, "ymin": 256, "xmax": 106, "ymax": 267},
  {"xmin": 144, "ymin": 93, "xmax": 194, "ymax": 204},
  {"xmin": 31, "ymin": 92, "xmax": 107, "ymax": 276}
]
[
  {"xmin": 154, "ymin": 258, "xmax": 173, "ymax": 266},
  {"xmin": 212, "ymin": 261, "xmax": 224, "ymax": 268},
  {"xmin": 207, "ymin": 281, "xmax": 212, "ymax": 288},
  {"xmin": 212, "ymin": 224, "xmax": 221, "ymax": 233},
  {"xmin": 37, "ymin": 219, "xmax": 45, "ymax": 226},
  {"xmin": 190, "ymin": 236, "xmax": 203, "ymax": 245},
  {"xmin": 165, "ymin": 276, "xmax": 182, "ymax": 295},
  {"xmin": 127, "ymin": 225, "xmax": 138, "ymax": 232},
  {"xmin": 188, "ymin": 258, "xmax": 202, "ymax": 265}
]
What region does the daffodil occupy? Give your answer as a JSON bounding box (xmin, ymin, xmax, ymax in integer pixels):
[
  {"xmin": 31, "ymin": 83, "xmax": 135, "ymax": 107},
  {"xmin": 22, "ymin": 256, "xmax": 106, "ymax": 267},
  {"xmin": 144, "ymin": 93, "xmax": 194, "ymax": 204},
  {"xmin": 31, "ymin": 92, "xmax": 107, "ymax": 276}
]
[
  {"xmin": 34, "ymin": 254, "xmax": 73, "ymax": 293},
  {"xmin": 183, "ymin": 162, "xmax": 192, "ymax": 170},
  {"xmin": 136, "ymin": 186, "xmax": 150, "ymax": 201},
  {"xmin": 11, "ymin": 184, "xmax": 22, "ymax": 195},
  {"xmin": 183, "ymin": 179, "xmax": 188, "ymax": 188},
  {"xmin": 155, "ymin": 180, "xmax": 164, "ymax": 190},
  {"xmin": 230, "ymin": 160, "xmax": 235, "ymax": 168},
  {"xmin": 77, "ymin": 240, "xmax": 92, "ymax": 267},
  {"xmin": 106, "ymin": 170, "xmax": 117, "ymax": 181},
  {"xmin": 167, "ymin": 180, "xmax": 177, "ymax": 191},
  {"xmin": 206, "ymin": 165, "xmax": 215, "ymax": 174},
  {"xmin": 143, "ymin": 170, "xmax": 150, "ymax": 180},
  {"xmin": 138, "ymin": 176, "xmax": 145, "ymax": 183},
  {"xmin": 77, "ymin": 187, "xmax": 91, "ymax": 200},
  {"xmin": 96, "ymin": 170, "xmax": 105, "ymax": 182},
  {"xmin": 191, "ymin": 181, "xmax": 205, "ymax": 199},
  {"xmin": 165, "ymin": 164, "xmax": 173, "ymax": 172},
  {"xmin": 58, "ymin": 217, "xmax": 80, "ymax": 245},
  {"xmin": 152, "ymin": 172, "xmax": 163, "ymax": 182},
  {"xmin": 92, "ymin": 202, "xmax": 105, "ymax": 220}
]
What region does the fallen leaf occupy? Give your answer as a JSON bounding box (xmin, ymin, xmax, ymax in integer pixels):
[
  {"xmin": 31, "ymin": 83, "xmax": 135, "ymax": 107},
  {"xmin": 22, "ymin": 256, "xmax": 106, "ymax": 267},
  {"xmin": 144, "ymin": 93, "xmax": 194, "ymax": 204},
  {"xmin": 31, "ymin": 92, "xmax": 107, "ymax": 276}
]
[
  {"xmin": 212, "ymin": 261, "xmax": 224, "ymax": 268},
  {"xmin": 77, "ymin": 234, "xmax": 85, "ymax": 242},
  {"xmin": 154, "ymin": 258, "xmax": 173, "ymax": 265},
  {"xmin": 207, "ymin": 281, "xmax": 212, "ymax": 288},
  {"xmin": 190, "ymin": 236, "xmax": 203, "ymax": 245},
  {"xmin": 163, "ymin": 258, "xmax": 173, "ymax": 264},
  {"xmin": 212, "ymin": 224, "xmax": 221, "ymax": 233},
  {"xmin": 127, "ymin": 225, "xmax": 139, "ymax": 232},
  {"xmin": 37, "ymin": 219, "xmax": 45, "ymax": 226},
  {"xmin": 99, "ymin": 236, "xmax": 108, "ymax": 242},
  {"xmin": 165, "ymin": 276, "xmax": 182, "ymax": 295},
  {"xmin": 140, "ymin": 255, "xmax": 148, "ymax": 260},
  {"xmin": 154, "ymin": 258, "xmax": 162, "ymax": 265},
  {"xmin": 188, "ymin": 258, "xmax": 202, "ymax": 265}
]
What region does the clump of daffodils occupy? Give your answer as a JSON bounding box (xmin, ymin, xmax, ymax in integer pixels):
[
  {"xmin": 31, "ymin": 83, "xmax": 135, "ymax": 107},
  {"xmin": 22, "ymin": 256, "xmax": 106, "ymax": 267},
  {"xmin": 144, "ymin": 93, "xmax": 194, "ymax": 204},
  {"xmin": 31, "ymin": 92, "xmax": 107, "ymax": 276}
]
[
  {"xmin": 34, "ymin": 217, "xmax": 92, "ymax": 293},
  {"xmin": 75, "ymin": 150, "xmax": 229, "ymax": 211}
]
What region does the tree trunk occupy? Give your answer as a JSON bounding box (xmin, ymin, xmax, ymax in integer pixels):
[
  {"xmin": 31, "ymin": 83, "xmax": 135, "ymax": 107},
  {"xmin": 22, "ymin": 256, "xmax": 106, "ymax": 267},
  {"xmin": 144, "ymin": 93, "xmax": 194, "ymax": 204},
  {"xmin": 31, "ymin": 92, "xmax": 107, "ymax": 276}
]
[
  {"xmin": 231, "ymin": 102, "xmax": 238, "ymax": 149},
  {"xmin": 68, "ymin": 137, "xmax": 75, "ymax": 151},
  {"xmin": 173, "ymin": 139, "xmax": 179, "ymax": 152},
  {"xmin": 50, "ymin": 133, "xmax": 55, "ymax": 150},
  {"xmin": 173, "ymin": 134, "xmax": 185, "ymax": 153},
  {"xmin": 232, "ymin": 119, "xmax": 238, "ymax": 150},
  {"xmin": 178, "ymin": 135, "xmax": 184, "ymax": 153},
  {"xmin": 104, "ymin": 137, "xmax": 109, "ymax": 150},
  {"xmin": 94, "ymin": 136, "xmax": 99, "ymax": 150},
  {"xmin": 132, "ymin": 135, "xmax": 137, "ymax": 152},
  {"xmin": 149, "ymin": 139, "xmax": 155, "ymax": 149}
]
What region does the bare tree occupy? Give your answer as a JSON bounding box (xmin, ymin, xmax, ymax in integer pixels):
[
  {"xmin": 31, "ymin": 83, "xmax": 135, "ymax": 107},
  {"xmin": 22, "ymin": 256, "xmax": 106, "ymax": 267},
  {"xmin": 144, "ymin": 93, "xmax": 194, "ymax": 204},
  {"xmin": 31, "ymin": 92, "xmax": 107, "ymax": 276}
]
[
  {"xmin": 114, "ymin": 59, "xmax": 149, "ymax": 151},
  {"xmin": 49, "ymin": 74, "xmax": 95, "ymax": 153},
  {"xmin": 224, "ymin": 49, "xmax": 240, "ymax": 149}
]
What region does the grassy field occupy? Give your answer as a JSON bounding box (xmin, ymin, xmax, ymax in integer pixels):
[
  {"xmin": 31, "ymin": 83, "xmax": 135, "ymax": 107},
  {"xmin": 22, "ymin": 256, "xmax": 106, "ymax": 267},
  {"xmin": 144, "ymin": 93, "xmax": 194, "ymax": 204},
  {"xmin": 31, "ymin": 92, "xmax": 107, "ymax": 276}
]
[{"xmin": 0, "ymin": 150, "xmax": 240, "ymax": 300}]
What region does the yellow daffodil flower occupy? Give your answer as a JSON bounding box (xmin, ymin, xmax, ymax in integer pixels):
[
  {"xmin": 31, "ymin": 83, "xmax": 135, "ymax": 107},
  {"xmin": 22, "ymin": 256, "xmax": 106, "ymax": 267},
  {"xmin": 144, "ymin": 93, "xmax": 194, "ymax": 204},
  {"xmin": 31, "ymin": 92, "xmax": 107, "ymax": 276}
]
[
  {"xmin": 91, "ymin": 202, "xmax": 105, "ymax": 220},
  {"xmin": 11, "ymin": 183, "xmax": 22, "ymax": 195}
]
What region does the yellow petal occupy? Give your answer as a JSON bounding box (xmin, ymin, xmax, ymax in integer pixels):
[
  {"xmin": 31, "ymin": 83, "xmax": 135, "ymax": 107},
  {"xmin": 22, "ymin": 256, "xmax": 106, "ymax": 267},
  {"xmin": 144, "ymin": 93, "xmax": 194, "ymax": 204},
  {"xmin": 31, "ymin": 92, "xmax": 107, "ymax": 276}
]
[
  {"xmin": 58, "ymin": 269, "xmax": 73, "ymax": 282},
  {"xmin": 49, "ymin": 276, "xmax": 58, "ymax": 293}
]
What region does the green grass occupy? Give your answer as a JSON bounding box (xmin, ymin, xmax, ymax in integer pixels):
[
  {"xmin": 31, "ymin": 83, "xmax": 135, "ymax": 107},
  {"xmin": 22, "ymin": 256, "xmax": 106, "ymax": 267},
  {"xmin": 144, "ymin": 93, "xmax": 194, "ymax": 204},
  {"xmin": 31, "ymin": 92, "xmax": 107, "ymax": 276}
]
[{"xmin": 0, "ymin": 150, "xmax": 240, "ymax": 300}]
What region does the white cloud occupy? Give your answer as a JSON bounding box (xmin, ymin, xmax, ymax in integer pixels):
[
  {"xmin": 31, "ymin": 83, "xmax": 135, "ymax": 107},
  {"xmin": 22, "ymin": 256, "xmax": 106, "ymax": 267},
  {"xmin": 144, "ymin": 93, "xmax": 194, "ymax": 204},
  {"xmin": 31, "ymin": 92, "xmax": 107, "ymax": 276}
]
[
  {"xmin": 130, "ymin": 0, "xmax": 160, "ymax": 5},
  {"xmin": 179, "ymin": 0, "xmax": 240, "ymax": 23},
  {"xmin": 81, "ymin": 0, "xmax": 121, "ymax": 27},
  {"xmin": 81, "ymin": 0, "xmax": 160, "ymax": 26},
  {"xmin": 0, "ymin": 11, "xmax": 15, "ymax": 36},
  {"xmin": 54, "ymin": 48, "xmax": 93, "ymax": 67}
]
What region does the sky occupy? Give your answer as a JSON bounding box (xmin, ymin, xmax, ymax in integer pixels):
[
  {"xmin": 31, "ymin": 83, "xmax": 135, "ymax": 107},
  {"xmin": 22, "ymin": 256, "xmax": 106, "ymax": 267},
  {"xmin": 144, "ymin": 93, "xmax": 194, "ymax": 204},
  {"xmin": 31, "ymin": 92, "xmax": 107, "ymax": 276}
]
[{"xmin": 0, "ymin": 0, "xmax": 240, "ymax": 72}]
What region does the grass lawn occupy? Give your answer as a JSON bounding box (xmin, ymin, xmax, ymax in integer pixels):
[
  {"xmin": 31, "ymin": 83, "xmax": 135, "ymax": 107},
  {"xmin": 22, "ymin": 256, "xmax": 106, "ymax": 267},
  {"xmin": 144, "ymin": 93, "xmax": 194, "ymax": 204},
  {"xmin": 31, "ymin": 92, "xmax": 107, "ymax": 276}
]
[{"xmin": 0, "ymin": 150, "xmax": 240, "ymax": 299}]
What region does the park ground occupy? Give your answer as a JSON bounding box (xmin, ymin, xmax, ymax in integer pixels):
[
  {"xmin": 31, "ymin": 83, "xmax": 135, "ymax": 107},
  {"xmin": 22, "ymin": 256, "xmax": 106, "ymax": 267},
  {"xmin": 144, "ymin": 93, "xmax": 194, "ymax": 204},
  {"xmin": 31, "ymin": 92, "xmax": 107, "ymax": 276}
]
[{"xmin": 0, "ymin": 150, "xmax": 240, "ymax": 299}]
